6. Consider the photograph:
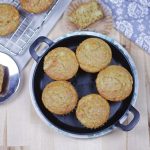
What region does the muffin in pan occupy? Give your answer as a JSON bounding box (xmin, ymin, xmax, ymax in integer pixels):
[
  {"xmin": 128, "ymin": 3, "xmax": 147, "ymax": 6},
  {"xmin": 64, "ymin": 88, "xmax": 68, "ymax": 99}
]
[
  {"xmin": 0, "ymin": 4, "xmax": 20, "ymax": 36},
  {"xmin": 20, "ymin": 0, "xmax": 53, "ymax": 14},
  {"xmin": 76, "ymin": 94, "xmax": 110, "ymax": 129},
  {"xmin": 43, "ymin": 47, "xmax": 79, "ymax": 80},
  {"xmin": 96, "ymin": 65, "xmax": 133, "ymax": 101},
  {"xmin": 42, "ymin": 81, "xmax": 78, "ymax": 115},
  {"xmin": 76, "ymin": 38, "xmax": 112, "ymax": 73},
  {"xmin": 69, "ymin": 1, "xmax": 104, "ymax": 29}
]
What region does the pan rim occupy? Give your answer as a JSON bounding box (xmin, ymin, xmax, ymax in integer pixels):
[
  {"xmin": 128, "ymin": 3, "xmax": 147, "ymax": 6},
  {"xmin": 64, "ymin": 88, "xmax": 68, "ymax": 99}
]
[{"xmin": 29, "ymin": 31, "xmax": 139, "ymax": 138}]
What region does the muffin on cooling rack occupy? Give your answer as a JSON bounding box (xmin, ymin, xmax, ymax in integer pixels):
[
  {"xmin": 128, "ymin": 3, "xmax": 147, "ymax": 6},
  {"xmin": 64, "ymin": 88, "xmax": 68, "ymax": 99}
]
[
  {"xmin": 76, "ymin": 38, "xmax": 112, "ymax": 73},
  {"xmin": 76, "ymin": 94, "xmax": 110, "ymax": 129},
  {"xmin": 0, "ymin": 4, "xmax": 20, "ymax": 36},
  {"xmin": 43, "ymin": 47, "xmax": 79, "ymax": 80},
  {"xmin": 96, "ymin": 65, "xmax": 133, "ymax": 101},
  {"xmin": 20, "ymin": 0, "xmax": 53, "ymax": 13},
  {"xmin": 42, "ymin": 81, "xmax": 78, "ymax": 115}
]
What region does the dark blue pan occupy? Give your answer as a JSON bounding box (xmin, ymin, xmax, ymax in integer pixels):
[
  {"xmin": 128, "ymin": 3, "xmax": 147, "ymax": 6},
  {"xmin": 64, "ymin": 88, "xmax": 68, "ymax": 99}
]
[{"xmin": 29, "ymin": 31, "xmax": 140, "ymax": 138}]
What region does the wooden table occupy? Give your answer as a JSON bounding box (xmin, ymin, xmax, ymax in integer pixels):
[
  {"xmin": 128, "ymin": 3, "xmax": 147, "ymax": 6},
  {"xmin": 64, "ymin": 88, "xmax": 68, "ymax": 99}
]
[{"xmin": 0, "ymin": 15, "xmax": 150, "ymax": 150}]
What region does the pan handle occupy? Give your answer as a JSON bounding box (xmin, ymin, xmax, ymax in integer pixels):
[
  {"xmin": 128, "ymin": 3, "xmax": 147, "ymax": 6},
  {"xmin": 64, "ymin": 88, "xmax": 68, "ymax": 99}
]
[
  {"xmin": 115, "ymin": 106, "xmax": 140, "ymax": 131},
  {"xmin": 29, "ymin": 36, "xmax": 54, "ymax": 63}
]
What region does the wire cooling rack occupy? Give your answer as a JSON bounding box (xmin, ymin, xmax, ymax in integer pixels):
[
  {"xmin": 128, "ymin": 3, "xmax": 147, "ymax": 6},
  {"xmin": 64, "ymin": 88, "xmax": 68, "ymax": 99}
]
[{"xmin": 0, "ymin": 0, "xmax": 59, "ymax": 56}]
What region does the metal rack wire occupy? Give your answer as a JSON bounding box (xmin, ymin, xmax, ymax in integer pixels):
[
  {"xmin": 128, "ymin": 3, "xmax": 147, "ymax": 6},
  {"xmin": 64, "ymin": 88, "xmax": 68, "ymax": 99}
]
[{"xmin": 0, "ymin": 0, "xmax": 59, "ymax": 56}]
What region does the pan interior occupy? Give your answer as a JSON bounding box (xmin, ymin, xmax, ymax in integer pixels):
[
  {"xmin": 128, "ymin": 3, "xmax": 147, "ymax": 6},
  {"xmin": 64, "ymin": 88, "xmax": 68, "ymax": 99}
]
[{"xmin": 33, "ymin": 35, "xmax": 134, "ymax": 135}]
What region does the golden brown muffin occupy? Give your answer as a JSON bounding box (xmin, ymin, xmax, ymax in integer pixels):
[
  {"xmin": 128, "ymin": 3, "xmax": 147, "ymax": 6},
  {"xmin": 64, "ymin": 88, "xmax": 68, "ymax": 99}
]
[
  {"xmin": 96, "ymin": 65, "xmax": 133, "ymax": 101},
  {"xmin": 76, "ymin": 94, "xmax": 110, "ymax": 129},
  {"xmin": 0, "ymin": 4, "xmax": 20, "ymax": 36},
  {"xmin": 69, "ymin": 1, "xmax": 103, "ymax": 29},
  {"xmin": 0, "ymin": 65, "xmax": 4, "ymax": 93},
  {"xmin": 43, "ymin": 47, "xmax": 79, "ymax": 80},
  {"xmin": 42, "ymin": 81, "xmax": 78, "ymax": 115},
  {"xmin": 76, "ymin": 38, "xmax": 112, "ymax": 73},
  {"xmin": 20, "ymin": 0, "xmax": 53, "ymax": 13}
]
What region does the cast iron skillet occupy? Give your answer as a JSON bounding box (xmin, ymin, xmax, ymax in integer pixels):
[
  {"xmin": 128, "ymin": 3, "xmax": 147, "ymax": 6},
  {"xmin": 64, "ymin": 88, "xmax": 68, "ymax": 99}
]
[{"xmin": 29, "ymin": 31, "xmax": 140, "ymax": 138}]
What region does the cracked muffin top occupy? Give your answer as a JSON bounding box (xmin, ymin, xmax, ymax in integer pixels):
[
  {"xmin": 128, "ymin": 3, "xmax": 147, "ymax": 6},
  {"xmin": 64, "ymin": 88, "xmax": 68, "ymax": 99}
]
[
  {"xmin": 43, "ymin": 47, "xmax": 79, "ymax": 80},
  {"xmin": 76, "ymin": 94, "xmax": 110, "ymax": 129},
  {"xmin": 96, "ymin": 65, "xmax": 133, "ymax": 101},
  {"xmin": 42, "ymin": 81, "xmax": 78, "ymax": 115},
  {"xmin": 76, "ymin": 38, "xmax": 112, "ymax": 73},
  {"xmin": 0, "ymin": 4, "xmax": 20, "ymax": 36},
  {"xmin": 20, "ymin": 0, "xmax": 53, "ymax": 13}
]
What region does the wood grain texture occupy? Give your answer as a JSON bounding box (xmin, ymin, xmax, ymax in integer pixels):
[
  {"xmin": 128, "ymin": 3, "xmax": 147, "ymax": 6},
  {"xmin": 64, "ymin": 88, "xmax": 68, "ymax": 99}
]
[
  {"xmin": 0, "ymin": 14, "xmax": 150, "ymax": 150},
  {"xmin": 0, "ymin": 103, "xmax": 6, "ymax": 146}
]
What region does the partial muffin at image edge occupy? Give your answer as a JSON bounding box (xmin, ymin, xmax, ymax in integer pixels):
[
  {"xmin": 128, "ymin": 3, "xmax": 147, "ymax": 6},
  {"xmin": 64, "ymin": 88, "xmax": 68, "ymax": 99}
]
[
  {"xmin": 76, "ymin": 94, "xmax": 110, "ymax": 129},
  {"xmin": 43, "ymin": 47, "xmax": 79, "ymax": 80},
  {"xmin": 96, "ymin": 65, "xmax": 133, "ymax": 101},
  {"xmin": 20, "ymin": 0, "xmax": 54, "ymax": 14},
  {"xmin": 0, "ymin": 4, "xmax": 20, "ymax": 36},
  {"xmin": 0, "ymin": 64, "xmax": 5, "ymax": 93},
  {"xmin": 76, "ymin": 38, "xmax": 112, "ymax": 73},
  {"xmin": 42, "ymin": 81, "xmax": 78, "ymax": 115}
]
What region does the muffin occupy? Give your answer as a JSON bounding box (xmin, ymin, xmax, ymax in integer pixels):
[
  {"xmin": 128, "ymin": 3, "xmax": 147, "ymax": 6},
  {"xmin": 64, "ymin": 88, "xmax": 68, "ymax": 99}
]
[
  {"xmin": 69, "ymin": 1, "xmax": 103, "ymax": 29},
  {"xmin": 43, "ymin": 47, "xmax": 79, "ymax": 80},
  {"xmin": 76, "ymin": 94, "xmax": 110, "ymax": 129},
  {"xmin": 0, "ymin": 4, "xmax": 20, "ymax": 36},
  {"xmin": 42, "ymin": 81, "xmax": 78, "ymax": 115},
  {"xmin": 96, "ymin": 65, "xmax": 133, "ymax": 101},
  {"xmin": 20, "ymin": 0, "xmax": 53, "ymax": 13},
  {"xmin": 0, "ymin": 65, "xmax": 4, "ymax": 93},
  {"xmin": 76, "ymin": 38, "xmax": 112, "ymax": 73}
]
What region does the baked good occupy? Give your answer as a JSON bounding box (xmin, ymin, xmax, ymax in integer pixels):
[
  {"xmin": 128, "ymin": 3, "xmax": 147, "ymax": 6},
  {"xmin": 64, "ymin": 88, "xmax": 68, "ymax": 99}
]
[
  {"xmin": 20, "ymin": 0, "xmax": 53, "ymax": 13},
  {"xmin": 0, "ymin": 65, "xmax": 4, "ymax": 93},
  {"xmin": 96, "ymin": 65, "xmax": 133, "ymax": 101},
  {"xmin": 76, "ymin": 94, "xmax": 110, "ymax": 129},
  {"xmin": 42, "ymin": 81, "xmax": 78, "ymax": 115},
  {"xmin": 0, "ymin": 4, "xmax": 20, "ymax": 36},
  {"xmin": 76, "ymin": 38, "xmax": 112, "ymax": 73},
  {"xmin": 69, "ymin": 1, "xmax": 103, "ymax": 29},
  {"xmin": 43, "ymin": 47, "xmax": 79, "ymax": 80}
]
